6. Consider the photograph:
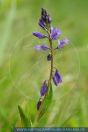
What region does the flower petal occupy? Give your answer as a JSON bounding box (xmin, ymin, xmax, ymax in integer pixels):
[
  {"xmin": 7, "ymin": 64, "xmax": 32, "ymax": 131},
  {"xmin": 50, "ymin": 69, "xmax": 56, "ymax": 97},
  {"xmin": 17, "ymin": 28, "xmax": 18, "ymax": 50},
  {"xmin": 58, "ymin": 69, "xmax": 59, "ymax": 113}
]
[
  {"xmin": 40, "ymin": 81, "xmax": 48, "ymax": 96},
  {"xmin": 50, "ymin": 27, "xmax": 61, "ymax": 40},
  {"xmin": 53, "ymin": 69, "xmax": 62, "ymax": 86},
  {"xmin": 58, "ymin": 38, "xmax": 69, "ymax": 48},
  {"xmin": 38, "ymin": 19, "xmax": 46, "ymax": 29},
  {"xmin": 33, "ymin": 32, "xmax": 47, "ymax": 39},
  {"xmin": 40, "ymin": 45, "xmax": 49, "ymax": 50},
  {"xmin": 34, "ymin": 45, "xmax": 49, "ymax": 51}
]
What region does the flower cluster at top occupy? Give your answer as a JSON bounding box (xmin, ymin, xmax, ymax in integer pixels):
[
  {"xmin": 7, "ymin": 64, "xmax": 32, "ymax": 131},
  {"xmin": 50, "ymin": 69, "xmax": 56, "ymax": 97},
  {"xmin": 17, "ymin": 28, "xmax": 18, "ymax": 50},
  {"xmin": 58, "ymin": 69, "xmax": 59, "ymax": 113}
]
[{"xmin": 33, "ymin": 8, "xmax": 69, "ymax": 110}]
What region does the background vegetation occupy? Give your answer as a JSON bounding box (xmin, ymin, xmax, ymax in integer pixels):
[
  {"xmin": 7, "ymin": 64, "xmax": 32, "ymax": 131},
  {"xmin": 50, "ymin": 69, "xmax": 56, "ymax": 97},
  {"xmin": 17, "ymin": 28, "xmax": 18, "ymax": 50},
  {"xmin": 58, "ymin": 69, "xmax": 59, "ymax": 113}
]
[{"xmin": 0, "ymin": 0, "xmax": 88, "ymax": 131}]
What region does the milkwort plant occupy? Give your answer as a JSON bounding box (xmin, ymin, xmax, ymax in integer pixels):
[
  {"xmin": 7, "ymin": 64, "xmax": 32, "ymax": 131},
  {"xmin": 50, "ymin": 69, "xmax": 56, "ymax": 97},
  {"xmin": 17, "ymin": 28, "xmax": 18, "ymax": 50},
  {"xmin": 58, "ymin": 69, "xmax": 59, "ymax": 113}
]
[
  {"xmin": 18, "ymin": 8, "xmax": 69, "ymax": 127},
  {"xmin": 33, "ymin": 8, "xmax": 69, "ymax": 118}
]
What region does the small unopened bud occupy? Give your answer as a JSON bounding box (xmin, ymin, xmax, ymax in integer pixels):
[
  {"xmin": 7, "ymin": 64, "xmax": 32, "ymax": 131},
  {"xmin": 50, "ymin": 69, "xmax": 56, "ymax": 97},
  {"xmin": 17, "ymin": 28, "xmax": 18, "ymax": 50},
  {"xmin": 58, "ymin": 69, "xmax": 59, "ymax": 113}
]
[{"xmin": 47, "ymin": 54, "xmax": 52, "ymax": 61}]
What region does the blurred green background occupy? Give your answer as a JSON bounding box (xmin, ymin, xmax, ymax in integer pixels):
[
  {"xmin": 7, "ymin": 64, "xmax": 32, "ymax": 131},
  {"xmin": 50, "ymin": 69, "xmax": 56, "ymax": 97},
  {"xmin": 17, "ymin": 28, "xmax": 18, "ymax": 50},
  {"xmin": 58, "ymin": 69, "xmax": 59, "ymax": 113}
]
[{"xmin": 0, "ymin": 0, "xmax": 88, "ymax": 131}]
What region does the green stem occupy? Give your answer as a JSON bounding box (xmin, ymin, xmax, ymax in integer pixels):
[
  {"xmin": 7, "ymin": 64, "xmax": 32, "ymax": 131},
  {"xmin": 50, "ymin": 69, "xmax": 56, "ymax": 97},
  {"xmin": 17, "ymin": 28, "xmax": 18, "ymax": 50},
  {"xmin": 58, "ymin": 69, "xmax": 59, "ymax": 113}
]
[{"xmin": 48, "ymin": 38, "xmax": 53, "ymax": 84}]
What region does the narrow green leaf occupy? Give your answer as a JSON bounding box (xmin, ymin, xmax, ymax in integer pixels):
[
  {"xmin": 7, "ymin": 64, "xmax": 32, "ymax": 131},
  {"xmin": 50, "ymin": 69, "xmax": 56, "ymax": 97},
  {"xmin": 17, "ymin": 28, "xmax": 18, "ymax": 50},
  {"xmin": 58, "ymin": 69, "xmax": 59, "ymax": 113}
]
[
  {"xmin": 18, "ymin": 105, "xmax": 31, "ymax": 127},
  {"xmin": 0, "ymin": 0, "xmax": 16, "ymax": 64},
  {"xmin": 38, "ymin": 83, "xmax": 53, "ymax": 120}
]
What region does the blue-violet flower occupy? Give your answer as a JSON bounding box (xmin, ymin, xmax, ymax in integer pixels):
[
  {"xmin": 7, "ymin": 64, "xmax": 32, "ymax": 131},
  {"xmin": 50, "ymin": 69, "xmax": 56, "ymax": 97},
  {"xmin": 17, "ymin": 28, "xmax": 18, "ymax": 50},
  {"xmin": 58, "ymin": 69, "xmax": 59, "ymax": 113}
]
[
  {"xmin": 34, "ymin": 45, "xmax": 49, "ymax": 51},
  {"xmin": 53, "ymin": 69, "xmax": 62, "ymax": 86},
  {"xmin": 39, "ymin": 8, "xmax": 51, "ymax": 30},
  {"xmin": 58, "ymin": 38, "xmax": 69, "ymax": 48},
  {"xmin": 50, "ymin": 27, "xmax": 61, "ymax": 40},
  {"xmin": 40, "ymin": 81, "xmax": 48, "ymax": 96},
  {"xmin": 33, "ymin": 32, "xmax": 47, "ymax": 39}
]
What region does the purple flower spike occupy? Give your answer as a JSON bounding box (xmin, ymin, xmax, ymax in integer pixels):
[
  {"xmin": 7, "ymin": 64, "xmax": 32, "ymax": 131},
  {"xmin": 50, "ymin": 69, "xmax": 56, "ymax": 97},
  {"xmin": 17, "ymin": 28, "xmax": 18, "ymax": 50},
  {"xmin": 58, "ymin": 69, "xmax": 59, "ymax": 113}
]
[
  {"xmin": 53, "ymin": 69, "xmax": 62, "ymax": 86},
  {"xmin": 33, "ymin": 32, "xmax": 47, "ymax": 39},
  {"xmin": 34, "ymin": 45, "xmax": 49, "ymax": 51},
  {"xmin": 37, "ymin": 101, "xmax": 42, "ymax": 110},
  {"xmin": 50, "ymin": 27, "xmax": 61, "ymax": 40},
  {"xmin": 58, "ymin": 38, "xmax": 69, "ymax": 48},
  {"xmin": 40, "ymin": 81, "xmax": 48, "ymax": 96}
]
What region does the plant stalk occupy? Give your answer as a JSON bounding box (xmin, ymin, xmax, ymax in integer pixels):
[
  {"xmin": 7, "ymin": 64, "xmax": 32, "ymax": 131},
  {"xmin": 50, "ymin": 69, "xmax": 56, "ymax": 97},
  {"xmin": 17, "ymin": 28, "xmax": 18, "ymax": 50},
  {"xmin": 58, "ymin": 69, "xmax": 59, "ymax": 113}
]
[
  {"xmin": 49, "ymin": 38, "xmax": 53, "ymax": 83},
  {"xmin": 34, "ymin": 30, "xmax": 53, "ymax": 124}
]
